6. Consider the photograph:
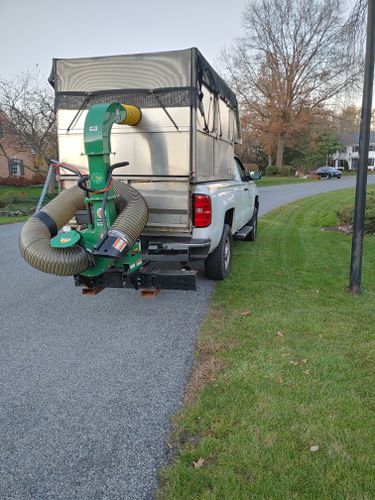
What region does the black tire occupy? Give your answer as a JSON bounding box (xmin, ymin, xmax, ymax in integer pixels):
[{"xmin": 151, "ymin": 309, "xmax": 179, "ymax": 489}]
[
  {"xmin": 204, "ymin": 224, "xmax": 233, "ymax": 280},
  {"xmin": 244, "ymin": 205, "xmax": 258, "ymax": 241}
]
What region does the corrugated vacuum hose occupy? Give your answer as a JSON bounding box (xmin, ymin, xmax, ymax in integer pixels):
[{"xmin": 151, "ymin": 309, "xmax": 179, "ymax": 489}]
[
  {"xmin": 19, "ymin": 180, "xmax": 149, "ymax": 276},
  {"xmin": 112, "ymin": 180, "xmax": 149, "ymax": 248}
]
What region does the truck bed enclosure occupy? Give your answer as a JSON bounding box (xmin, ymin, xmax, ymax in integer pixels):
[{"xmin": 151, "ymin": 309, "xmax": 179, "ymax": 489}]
[{"xmin": 50, "ymin": 48, "xmax": 241, "ymax": 234}]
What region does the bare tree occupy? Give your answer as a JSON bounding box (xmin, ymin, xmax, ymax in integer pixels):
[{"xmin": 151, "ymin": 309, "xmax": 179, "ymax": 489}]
[
  {"xmin": 0, "ymin": 71, "xmax": 57, "ymax": 185},
  {"xmin": 335, "ymin": 105, "xmax": 361, "ymax": 134},
  {"xmin": 223, "ymin": 0, "xmax": 356, "ymax": 167},
  {"xmin": 342, "ymin": 0, "xmax": 367, "ymax": 64}
]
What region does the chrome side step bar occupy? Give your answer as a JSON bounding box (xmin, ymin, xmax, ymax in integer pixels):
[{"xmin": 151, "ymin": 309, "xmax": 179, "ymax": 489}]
[{"xmin": 234, "ymin": 225, "xmax": 253, "ymax": 240}]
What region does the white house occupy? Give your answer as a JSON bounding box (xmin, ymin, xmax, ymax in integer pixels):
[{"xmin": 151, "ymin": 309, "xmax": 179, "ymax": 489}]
[{"xmin": 332, "ymin": 132, "xmax": 375, "ymax": 171}]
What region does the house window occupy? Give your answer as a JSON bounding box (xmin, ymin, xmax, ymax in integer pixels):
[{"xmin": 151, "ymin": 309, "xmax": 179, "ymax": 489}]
[
  {"xmin": 9, "ymin": 159, "xmax": 23, "ymax": 176},
  {"xmin": 369, "ymin": 158, "xmax": 374, "ymax": 166},
  {"xmin": 353, "ymin": 144, "xmax": 375, "ymax": 152}
]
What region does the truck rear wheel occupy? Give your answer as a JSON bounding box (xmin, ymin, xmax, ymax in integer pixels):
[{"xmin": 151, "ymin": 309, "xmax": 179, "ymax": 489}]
[{"xmin": 204, "ymin": 224, "xmax": 232, "ymax": 280}]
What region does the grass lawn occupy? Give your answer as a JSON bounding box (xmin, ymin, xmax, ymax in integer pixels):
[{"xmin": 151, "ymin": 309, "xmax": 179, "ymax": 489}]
[
  {"xmin": 0, "ymin": 216, "xmax": 28, "ymax": 224},
  {"xmin": 0, "ymin": 185, "xmax": 44, "ymax": 209},
  {"xmin": 255, "ymin": 176, "xmax": 317, "ymax": 186},
  {"xmin": 257, "ymin": 172, "xmax": 359, "ymax": 187},
  {"xmin": 0, "ymin": 186, "xmax": 44, "ymax": 199},
  {"xmin": 160, "ymin": 187, "xmax": 375, "ymax": 499},
  {"xmin": 0, "ymin": 185, "xmax": 55, "ymax": 224}
]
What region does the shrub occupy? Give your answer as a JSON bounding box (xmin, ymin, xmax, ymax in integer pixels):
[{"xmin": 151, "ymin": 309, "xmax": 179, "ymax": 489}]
[
  {"xmin": 30, "ymin": 173, "xmax": 46, "ymax": 185},
  {"xmin": 337, "ymin": 192, "xmax": 375, "ymax": 234},
  {"xmin": 265, "ymin": 165, "xmax": 278, "ymax": 176},
  {"xmin": 0, "ymin": 173, "xmax": 46, "ymax": 187},
  {"xmin": 0, "ymin": 176, "xmax": 31, "ymax": 187},
  {"xmin": 278, "ymin": 165, "xmax": 296, "ymax": 177},
  {"xmin": 337, "ymin": 204, "xmax": 353, "ymax": 227}
]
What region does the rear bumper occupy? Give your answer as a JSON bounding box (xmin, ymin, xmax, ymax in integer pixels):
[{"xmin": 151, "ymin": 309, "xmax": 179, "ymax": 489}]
[
  {"xmin": 140, "ymin": 235, "xmax": 211, "ymax": 261},
  {"xmin": 74, "ymin": 210, "xmax": 211, "ymax": 261}
]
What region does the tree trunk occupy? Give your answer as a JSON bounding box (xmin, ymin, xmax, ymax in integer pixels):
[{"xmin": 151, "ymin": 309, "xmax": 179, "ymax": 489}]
[
  {"xmin": 276, "ymin": 135, "xmax": 285, "ymax": 168},
  {"xmin": 268, "ymin": 155, "xmax": 272, "ymax": 167}
]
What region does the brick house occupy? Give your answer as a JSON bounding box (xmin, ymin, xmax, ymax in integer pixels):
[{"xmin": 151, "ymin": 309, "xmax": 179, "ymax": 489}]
[{"xmin": 0, "ymin": 112, "xmax": 35, "ymax": 180}]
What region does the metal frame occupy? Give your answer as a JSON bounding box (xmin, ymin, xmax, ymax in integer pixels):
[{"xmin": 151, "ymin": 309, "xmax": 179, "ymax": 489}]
[{"xmin": 75, "ymin": 263, "xmax": 197, "ymax": 292}]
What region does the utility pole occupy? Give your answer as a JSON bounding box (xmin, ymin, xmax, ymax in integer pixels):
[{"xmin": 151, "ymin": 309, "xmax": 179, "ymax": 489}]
[{"xmin": 349, "ymin": 0, "xmax": 375, "ymax": 293}]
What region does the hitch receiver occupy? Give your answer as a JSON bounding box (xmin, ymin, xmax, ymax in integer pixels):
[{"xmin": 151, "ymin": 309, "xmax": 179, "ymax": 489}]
[{"xmin": 75, "ymin": 263, "xmax": 197, "ymax": 292}]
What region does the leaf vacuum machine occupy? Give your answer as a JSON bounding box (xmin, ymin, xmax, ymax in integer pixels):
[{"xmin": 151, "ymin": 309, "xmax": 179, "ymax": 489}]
[{"xmin": 19, "ymin": 101, "xmax": 197, "ymax": 294}]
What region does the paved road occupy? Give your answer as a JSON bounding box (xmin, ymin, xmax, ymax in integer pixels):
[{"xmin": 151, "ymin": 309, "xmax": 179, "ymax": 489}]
[
  {"xmin": 0, "ymin": 175, "xmax": 373, "ymax": 499},
  {"xmin": 258, "ymin": 175, "xmax": 375, "ymax": 216}
]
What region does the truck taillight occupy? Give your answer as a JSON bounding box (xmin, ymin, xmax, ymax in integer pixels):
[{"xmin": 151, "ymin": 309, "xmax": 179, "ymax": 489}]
[{"xmin": 193, "ymin": 194, "xmax": 211, "ymax": 227}]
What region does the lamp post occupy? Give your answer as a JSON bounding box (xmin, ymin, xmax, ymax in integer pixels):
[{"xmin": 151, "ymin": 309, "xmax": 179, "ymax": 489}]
[{"xmin": 349, "ymin": 0, "xmax": 375, "ymax": 293}]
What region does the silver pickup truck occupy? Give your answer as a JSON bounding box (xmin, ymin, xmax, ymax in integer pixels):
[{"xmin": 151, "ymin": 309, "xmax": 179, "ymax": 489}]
[{"xmin": 51, "ymin": 48, "xmax": 259, "ymax": 282}]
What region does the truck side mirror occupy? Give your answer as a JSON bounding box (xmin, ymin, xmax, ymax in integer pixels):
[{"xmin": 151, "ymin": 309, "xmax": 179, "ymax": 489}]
[{"xmin": 250, "ymin": 171, "xmax": 262, "ymax": 180}]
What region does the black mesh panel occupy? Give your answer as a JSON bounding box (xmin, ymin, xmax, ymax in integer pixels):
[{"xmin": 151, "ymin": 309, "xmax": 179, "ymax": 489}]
[{"xmin": 55, "ymin": 87, "xmax": 198, "ymax": 110}]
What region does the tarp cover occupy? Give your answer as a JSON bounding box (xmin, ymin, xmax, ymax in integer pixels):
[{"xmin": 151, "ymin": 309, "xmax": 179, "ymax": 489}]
[
  {"xmin": 51, "ymin": 50, "xmax": 192, "ymax": 92},
  {"xmin": 49, "ymin": 48, "xmax": 238, "ymax": 112}
]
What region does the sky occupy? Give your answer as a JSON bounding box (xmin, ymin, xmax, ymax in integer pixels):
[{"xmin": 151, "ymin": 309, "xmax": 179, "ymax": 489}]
[{"xmin": 0, "ymin": 0, "xmax": 247, "ymax": 84}]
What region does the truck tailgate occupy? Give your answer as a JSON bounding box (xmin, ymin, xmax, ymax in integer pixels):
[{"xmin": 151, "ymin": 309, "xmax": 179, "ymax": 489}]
[{"xmin": 122, "ymin": 177, "xmax": 191, "ymax": 235}]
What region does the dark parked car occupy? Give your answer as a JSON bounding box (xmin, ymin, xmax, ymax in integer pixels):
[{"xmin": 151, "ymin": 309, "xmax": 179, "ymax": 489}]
[{"xmin": 315, "ymin": 166, "xmax": 342, "ymax": 179}]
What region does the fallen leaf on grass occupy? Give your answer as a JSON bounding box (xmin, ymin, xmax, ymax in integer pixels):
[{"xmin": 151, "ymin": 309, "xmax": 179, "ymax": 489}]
[
  {"xmin": 276, "ymin": 376, "xmax": 284, "ymax": 384},
  {"xmin": 167, "ymin": 441, "xmax": 173, "ymax": 449},
  {"xmin": 240, "ymin": 310, "xmax": 252, "ymax": 317},
  {"xmin": 303, "ymin": 370, "xmax": 310, "ymax": 375},
  {"xmin": 276, "ymin": 331, "xmax": 284, "ymax": 337},
  {"xmin": 193, "ymin": 457, "xmax": 205, "ymax": 468},
  {"xmin": 310, "ymin": 445, "xmax": 319, "ymax": 452},
  {"xmin": 289, "ymin": 359, "xmax": 308, "ymax": 366}
]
